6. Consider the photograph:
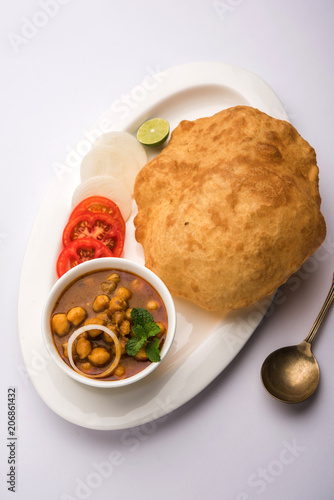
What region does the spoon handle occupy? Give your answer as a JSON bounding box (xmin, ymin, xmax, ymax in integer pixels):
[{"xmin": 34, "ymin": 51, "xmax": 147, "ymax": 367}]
[{"xmin": 305, "ymin": 273, "xmax": 334, "ymax": 344}]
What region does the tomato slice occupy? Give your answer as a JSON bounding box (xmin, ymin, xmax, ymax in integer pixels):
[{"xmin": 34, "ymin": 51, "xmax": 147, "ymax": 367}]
[
  {"xmin": 56, "ymin": 238, "xmax": 113, "ymax": 277},
  {"xmin": 62, "ymin": 212, "xmax": 125, "ymax": 257},
  {"xmin": 69, "ymin": 196, "xmax": 125, "ymax": 234}
]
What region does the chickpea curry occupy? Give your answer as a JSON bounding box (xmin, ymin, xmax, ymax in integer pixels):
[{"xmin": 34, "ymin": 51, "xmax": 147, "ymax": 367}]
[{"xmin": 51, "ymin": 269, "xmax": 168, "ymax": 381}]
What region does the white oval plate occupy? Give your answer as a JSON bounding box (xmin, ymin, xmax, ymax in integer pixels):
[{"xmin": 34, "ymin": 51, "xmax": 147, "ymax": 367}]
[{"xmin": 18, "ymin": 62, "xmax": 288, "ymax": 430}]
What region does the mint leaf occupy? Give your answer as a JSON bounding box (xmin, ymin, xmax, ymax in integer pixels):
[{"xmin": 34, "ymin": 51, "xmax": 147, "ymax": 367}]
[
  {"xmin": 145, "ymin": 338, "xmax": 161, "ymax": 362},
  {"xmin": 131, "ymin": 308, "xmax": 155, "ymax": 327},
  {"xmin": 144, "ymin": 322, "xmax": 161, "ymax": 339},
  {"xmin": 126, "ymin": 308, "xmax": 163, "ymax": 361},
  {"xmin": 125, "ymin": 336, "xmax": 146, "ymax": 356},
  {"xmin": 132, "ymin": 324, "xmax": 146, "ymax": 338}
]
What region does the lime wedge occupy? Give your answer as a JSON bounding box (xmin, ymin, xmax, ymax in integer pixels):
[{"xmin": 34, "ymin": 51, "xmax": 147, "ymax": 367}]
[{"xmin": 136, "ymin": 118, "xmax": 170, "ymax": 147}]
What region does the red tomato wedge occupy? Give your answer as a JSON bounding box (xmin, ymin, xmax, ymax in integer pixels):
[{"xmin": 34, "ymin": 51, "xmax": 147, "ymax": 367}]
[
  {"xmin": 56, "ymin": 238, "xmax": 113, "ymax": 278},
  {"xmin": 62, "ymin": 212, "xmax": 125, "ymax": 256},
  {"xmin": 69, "ymin": 196, "xmax": 125, "ymax": 234}
]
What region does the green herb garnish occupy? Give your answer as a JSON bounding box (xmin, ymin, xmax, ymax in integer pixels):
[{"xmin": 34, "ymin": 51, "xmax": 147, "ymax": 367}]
[
  {"xmin": 145, "ymin": 338, "xmax": 161, "ymax": 362},
  {"xmin": 125, "ymin": 308, "xmax": 162, "ymax": 362}
]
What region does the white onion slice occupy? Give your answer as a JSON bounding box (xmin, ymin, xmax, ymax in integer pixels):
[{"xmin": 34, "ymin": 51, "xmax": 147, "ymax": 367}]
[
  {"xmin": 80, "ymin": 145, "xmax": 143, "ymax": 194},
  {"xmin": 67, "ymin": 324, "xmax": 121, "ymax": 379},
  {"xmin": 71, "ymin": 175, "xmax": 132, "ymax": 221},
  {"xmin": 92, "ymin": 131, "xmax": 147, "ymax": 167}
]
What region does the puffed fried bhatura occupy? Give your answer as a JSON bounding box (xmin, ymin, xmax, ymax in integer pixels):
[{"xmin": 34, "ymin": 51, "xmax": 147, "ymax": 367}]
[{"xmin": 133, "ymin": 106, "xmax": 326, "ymax": 311}]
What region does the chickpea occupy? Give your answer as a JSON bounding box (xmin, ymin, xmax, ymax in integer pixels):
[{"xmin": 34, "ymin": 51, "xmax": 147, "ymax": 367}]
[
  {"xmin": 119, "ymin": 319, "xmax": 131, "ymax": 337},
  {"xmin": 62, "ymin": 342, "xmax": 76, "ymax": 360},
  {"xmin": 84, "ymin": 317, "xmax": 106, "ymax": 338},
  {"xmin": 100, "ymin": 281, "xmax": 117, "ymax": 294},
  {"xmin": 106, "ymin": 273, "xmax": 120, "ymax": 283},
  {"xmin": 134, "ymin": 347, "xmax": 148, "ymax": 361},
  {"xmin": 92, "ymin": 294, "xmax": 110, "ymax": 312},
  {"xmin": 125, "ymin": 308, "xmax": 133, "ymax": 321},
  {"xmin": 51, "ymin": 313, "xmax": 71, "ymax": 336},
  {"xmin": 83, "ymin": 277, "xmax": 94, "ymax": 286},
  {"xmin": 131, "ymin": 278, "xmax": 140, "ymax": 288},
  {"xmin": 78, "ymin": 331, "xmax": 88, "ymax": 339},
  {"xmin": 156, "ymin": 322, "xmax": 165, "ymax": 339},
  {"xmin": 146, "ymin": 300, "xmax": 159, "ymax": 311},
  {"xmin": 88, "ymin": 347, "xmax": 111, "ymax": 366},
  {"xmin": 103, "ymin": 333, "xmax": 113, "ymax": 343},
  {"xmin": 76, "ymin": 338, "xmax": 92, "ymax": 359},
  {"xmin": 96, "ymin": 311, "xmax": 110, "ymax": 322},
  {"xmin": 100, "ymin": 273, "xmax": 120, "ymax": 294},
  {"xmin": 109, "ymin": 296, "xmax": 127, "ymax": 313},
  {"xmin": 81, "ymin": 362, "xmax": 92, "ymax": 371},
  {"xmin": 113, "ymin": 365, "xmax": 125, "ymax": 377},
  {"xmin": 67, "ymin": 306, "xmax": 87, "ymax": 326},
  {"xmin": 103, "ymin": 324, "xmax": 118, "ymax": 343},
  {"xmin": 116, "ymin": 287, "xmax": 132, "ymax": 301},
  {"xmin": 112, "ymin": 310, "xmax": 125, "ymax": 326},
  {"xmin": 62, "ymin": 342, "xmax": 68, "ymax": 358}
]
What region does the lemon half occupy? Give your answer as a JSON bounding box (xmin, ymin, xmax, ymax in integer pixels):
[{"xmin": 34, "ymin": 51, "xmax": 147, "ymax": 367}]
[{"xmin": 136, "ymin": 118, "xmax": 170, "ymax": 147}]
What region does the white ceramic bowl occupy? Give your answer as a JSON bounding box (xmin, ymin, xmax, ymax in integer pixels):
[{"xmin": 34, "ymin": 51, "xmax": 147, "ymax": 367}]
[{"xmin": 42, "ymin": 258, "xmax": 176, "ymax": 388}]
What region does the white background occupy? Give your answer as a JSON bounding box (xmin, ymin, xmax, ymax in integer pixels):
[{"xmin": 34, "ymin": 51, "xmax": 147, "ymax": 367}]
[{"xmin": 1, "ymin": 1, "xmax": 334, "ymax": 499}]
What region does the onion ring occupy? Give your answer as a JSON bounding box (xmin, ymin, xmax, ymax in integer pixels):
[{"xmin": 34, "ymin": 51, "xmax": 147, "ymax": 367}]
[{"xmin": 67, "ymin": 324, "xmax": 121, "ymax": 379}]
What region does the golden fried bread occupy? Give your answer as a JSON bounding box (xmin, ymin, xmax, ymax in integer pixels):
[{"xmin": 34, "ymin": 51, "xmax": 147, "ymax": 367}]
[{"xmin": 134, "ymin": 106, "xmax": 326, "ymax": 311}]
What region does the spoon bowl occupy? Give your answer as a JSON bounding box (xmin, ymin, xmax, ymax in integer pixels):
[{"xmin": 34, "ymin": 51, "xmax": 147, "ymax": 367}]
[
  {"xmin": 261, "ymin": 341, "xmax": 320, "ymax": 403},
  {"xmin": 261, "ymin": 274, "xmax": 334, "ymax": 403}
]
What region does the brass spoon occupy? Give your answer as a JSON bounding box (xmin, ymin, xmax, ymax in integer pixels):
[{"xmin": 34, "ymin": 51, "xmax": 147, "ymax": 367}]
[{"xmin": 261, "ymin": 274, "xmax": 334, "ymax": 403}]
